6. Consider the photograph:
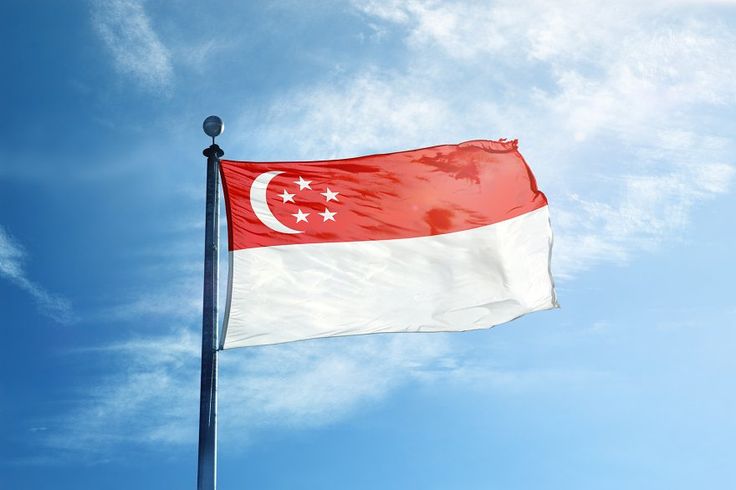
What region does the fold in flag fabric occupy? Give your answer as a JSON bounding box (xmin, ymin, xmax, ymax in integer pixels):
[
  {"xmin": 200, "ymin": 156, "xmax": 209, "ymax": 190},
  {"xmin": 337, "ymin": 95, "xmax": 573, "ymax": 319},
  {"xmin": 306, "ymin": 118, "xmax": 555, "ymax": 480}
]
[{"xmin": 219, "ymin": 139, "xmax": 557, "ymax": 349}]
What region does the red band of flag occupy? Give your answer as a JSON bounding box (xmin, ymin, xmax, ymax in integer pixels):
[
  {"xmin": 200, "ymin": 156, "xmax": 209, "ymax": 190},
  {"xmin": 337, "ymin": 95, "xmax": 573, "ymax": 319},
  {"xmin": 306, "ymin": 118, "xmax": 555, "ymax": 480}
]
[{"xmin": 220, "ymin": 139, "xmax": 547, "ymax": 251}]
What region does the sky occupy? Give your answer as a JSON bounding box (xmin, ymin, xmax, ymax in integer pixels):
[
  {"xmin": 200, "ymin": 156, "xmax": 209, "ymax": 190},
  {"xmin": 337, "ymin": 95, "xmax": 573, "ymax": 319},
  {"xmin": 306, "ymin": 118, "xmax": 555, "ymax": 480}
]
[{"xmin": 1, "ymin": 0, "xmax": 736, "ymax": 488}]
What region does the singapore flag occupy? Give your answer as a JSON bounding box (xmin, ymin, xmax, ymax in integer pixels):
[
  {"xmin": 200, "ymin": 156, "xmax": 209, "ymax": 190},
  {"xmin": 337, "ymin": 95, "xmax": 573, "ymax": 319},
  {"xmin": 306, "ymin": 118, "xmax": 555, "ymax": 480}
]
[{"xmin": 219, "ymin": 139, "xmax": 557, "ymax": 349}]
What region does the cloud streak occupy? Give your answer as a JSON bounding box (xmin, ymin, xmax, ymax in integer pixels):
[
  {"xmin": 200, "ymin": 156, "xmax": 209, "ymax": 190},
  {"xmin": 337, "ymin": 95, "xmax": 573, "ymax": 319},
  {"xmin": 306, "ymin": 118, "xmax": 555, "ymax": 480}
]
[
  {"xmin": 41, "ymin": 326, "xmax": 608, "ymax": 459},
  {"xmin": 42, "ymin": 329, "xmax": 451, "ymax": 456},
  {"xmin": 0, "ymin": 225, "xmax": 74, "ymax": 324},
  {"xmin": 91, "ymin": 0, "xmax": 173, "ymax": 91}
]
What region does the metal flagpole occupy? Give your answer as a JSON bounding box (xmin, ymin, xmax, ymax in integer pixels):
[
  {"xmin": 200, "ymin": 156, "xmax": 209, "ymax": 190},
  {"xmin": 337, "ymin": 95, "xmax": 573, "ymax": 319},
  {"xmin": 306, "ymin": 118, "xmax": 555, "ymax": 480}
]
[{"xmin": 198, "ymin": 115, "xmax": 224, "ymax": 490}]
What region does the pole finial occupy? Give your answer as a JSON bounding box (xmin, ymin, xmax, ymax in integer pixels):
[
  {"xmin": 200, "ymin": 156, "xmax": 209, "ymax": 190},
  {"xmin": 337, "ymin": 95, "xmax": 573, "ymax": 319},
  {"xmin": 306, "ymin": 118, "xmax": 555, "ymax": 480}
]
[
  {"xmin": 203, "ymin": 115, "xmax": 224, "ymax": 143},
  {"xmin": 202, "ymin": 115, "xmax": 225, "ymax": 158}
]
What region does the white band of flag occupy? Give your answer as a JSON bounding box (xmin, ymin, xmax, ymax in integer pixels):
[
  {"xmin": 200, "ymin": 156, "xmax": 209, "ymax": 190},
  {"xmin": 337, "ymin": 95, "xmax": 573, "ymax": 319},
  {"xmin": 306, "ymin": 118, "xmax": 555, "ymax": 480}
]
[{"xmin": 222, "ymin": 206, "xmax": 557, "ymax": 349}]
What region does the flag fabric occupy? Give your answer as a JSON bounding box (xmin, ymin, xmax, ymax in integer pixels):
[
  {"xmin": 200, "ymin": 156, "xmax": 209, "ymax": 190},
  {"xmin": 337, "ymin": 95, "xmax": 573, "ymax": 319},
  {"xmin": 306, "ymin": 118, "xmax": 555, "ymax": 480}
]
[{"xmin": 219, "ymin": 139, "xmax": 557, "ymax": 349}]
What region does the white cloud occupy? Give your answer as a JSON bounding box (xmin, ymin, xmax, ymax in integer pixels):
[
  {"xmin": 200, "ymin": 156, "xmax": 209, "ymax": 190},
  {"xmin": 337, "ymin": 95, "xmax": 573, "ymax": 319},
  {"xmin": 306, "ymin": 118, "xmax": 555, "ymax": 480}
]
[
  {"xmin": 45, "ymin": 330, "xmax": 200, "ymax": 453},
  {"xmin": 0, "ymin": 225, "xmax": 74, "ymax": 324},
  {"xmin": 102, "ymin": 283, "xmax": 201, "ymax": 322},
  {"xmin": 91, "ymin": 0, "xmax": 173, "ymax": 91},
  {"xmin": 553, "ymin": 162, "xmax": 735, "ymax": 277},
  {"xmin": 43, "ymin": 329, "xmax": 450, "ymax": 455},
  {"xmin": 220, "ymin": 333, "xmax": 449, "ymax": 436},
  {"xmin": 354, "ymin": 0, "xmax": 620, "ymax": 61},
  {"xmin": 242, "ymin": 71, "xmax": 457, "ymax": 160},
  {"xmin": 43, "ymin": 325, "xmax": 611, "ymax": 457}
]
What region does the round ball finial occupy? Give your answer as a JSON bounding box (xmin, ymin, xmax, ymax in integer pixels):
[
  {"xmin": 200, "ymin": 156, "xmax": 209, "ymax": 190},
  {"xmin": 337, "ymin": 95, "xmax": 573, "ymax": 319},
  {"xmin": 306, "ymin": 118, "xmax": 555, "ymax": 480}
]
[{"xmin": 203, "ymin": 115, "xmax": 224, "ymax": 139}]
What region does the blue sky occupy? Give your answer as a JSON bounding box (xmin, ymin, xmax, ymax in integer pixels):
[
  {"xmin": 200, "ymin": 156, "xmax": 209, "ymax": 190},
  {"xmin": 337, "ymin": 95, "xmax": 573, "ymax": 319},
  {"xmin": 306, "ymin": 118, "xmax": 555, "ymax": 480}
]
[{"xmin": 1, "ymin": 0, "xmax": 736, "ymax": 488}]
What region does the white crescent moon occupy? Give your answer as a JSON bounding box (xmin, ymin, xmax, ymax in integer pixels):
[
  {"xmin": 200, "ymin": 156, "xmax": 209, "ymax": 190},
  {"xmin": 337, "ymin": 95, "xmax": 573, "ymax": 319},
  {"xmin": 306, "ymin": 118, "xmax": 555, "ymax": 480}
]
[{"xmin": 250, "ymin": 171, "xmax": 303, "ymax": 234}]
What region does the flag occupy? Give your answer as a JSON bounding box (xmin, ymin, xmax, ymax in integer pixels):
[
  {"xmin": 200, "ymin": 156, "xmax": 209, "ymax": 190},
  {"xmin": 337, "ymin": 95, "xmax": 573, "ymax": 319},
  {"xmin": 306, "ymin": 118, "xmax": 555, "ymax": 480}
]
[{"xmin": 219, "ymin": 139, "xmax": 557, "ymax": 349}]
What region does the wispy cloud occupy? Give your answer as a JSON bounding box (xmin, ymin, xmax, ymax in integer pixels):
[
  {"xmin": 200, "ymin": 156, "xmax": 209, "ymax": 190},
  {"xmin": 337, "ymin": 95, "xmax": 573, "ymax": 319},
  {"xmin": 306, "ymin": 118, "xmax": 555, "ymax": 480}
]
[
  {"xmin": 243, "ymin": 70, "xmax": 456, "ymax": 160},
  {"xmin": 41, "ymin": 325, "xmax": 612, "ymax": 458},
  {"xmin": 42, "ymin": 329, "xmax": 451, "ymax": 456},
  {"xmin": 554, "ymin": 162, "xmax": 734, "ymax": 277},
  {"xmin": 0, "ymin": 225, "xmax": 74, "ymax": 324},
  {"xmin": 102, "ymin": 282, "xmax": 201, "ymax": 322},
  {"xmin": 91, "ymin": 0, "xmax": 173, "ymax": 91}
]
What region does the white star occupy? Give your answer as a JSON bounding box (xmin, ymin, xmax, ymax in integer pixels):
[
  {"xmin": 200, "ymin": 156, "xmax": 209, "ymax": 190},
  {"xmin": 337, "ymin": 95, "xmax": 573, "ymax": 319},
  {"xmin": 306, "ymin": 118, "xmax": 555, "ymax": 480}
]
[
  {"xmin": 320, "ymin": 187, "xmax": 340, "ymax": 202},
  {"xmin": 294, "ymin": 176, "xmax": 312, "ymax": 191},
  {"xmin": 280, "ymin": 189, "xmax": 295, "ymax": 203},
  {"xmin": 318, "ymin": 208, "xmax": 337, "ymax": 222},
  {"xmin": 292, "ymin": 209, "xmax": 310, "ymax": 223}
]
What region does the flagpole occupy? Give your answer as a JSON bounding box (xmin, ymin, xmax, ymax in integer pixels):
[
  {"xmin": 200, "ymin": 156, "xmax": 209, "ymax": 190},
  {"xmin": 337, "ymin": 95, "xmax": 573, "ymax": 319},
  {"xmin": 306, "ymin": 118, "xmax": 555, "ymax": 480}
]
[{"xmin": 198, "ymin": 116, "xmax": 224, "ymax": 490}]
